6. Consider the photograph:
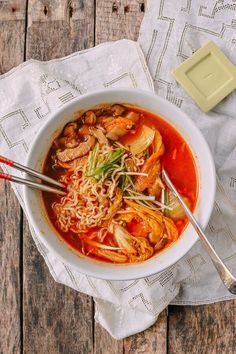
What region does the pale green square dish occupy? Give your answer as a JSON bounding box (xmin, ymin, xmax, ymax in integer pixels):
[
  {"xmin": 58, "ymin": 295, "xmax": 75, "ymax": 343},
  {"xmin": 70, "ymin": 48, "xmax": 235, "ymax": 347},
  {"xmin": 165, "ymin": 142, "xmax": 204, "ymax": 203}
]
[{"xmin": 172, "ymin": 41, "xmax": 236, "ymax": 112}]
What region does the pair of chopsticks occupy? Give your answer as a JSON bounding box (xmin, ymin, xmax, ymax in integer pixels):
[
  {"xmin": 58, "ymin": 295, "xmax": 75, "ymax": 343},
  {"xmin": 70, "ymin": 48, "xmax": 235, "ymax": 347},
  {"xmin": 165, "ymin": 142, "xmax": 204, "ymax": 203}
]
[{"xmin": 0, "ymin": 155, "xmax": 66, "ymax": 196}]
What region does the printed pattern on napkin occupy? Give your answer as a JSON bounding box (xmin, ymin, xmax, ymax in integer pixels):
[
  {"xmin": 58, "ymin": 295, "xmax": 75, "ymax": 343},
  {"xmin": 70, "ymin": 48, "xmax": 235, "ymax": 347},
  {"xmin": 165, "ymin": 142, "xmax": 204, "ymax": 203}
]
[{"xmin": 139, "ymin": 0, "xmax": 236, "ymax": 306}]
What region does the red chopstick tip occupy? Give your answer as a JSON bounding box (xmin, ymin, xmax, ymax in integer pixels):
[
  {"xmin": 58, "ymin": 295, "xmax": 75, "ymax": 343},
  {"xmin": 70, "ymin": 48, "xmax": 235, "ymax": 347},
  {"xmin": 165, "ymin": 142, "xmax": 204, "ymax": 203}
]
[
  {"xmin": 0, "ymin": 172, "xmax": 12, "ymax": 181},
  {"xmin": 0, "ymin": 156, "xmax": 14, "ymax": 167}
]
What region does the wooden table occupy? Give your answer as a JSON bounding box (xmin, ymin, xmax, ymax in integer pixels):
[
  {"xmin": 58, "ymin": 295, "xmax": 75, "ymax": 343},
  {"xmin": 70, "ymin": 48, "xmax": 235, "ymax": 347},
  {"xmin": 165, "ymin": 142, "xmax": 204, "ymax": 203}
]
[{"xmin": 0, "ymin": 1, "xmax": 235, "ymax": 353}]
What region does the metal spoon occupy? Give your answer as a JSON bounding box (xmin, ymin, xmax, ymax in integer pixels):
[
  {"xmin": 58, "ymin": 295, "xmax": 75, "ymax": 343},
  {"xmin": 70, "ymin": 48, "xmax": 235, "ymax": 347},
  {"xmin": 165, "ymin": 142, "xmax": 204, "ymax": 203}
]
[{"xmin": 162, "ymin": 169, "xmax": 236, "ymax": 295}]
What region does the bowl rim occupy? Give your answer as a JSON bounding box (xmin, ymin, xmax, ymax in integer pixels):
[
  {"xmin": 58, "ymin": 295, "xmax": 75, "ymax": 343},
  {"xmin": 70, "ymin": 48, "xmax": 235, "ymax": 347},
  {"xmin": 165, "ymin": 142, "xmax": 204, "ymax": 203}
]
[{"xmin": 23, "ymin": 88, "xmax": 216, "ymax": 280}]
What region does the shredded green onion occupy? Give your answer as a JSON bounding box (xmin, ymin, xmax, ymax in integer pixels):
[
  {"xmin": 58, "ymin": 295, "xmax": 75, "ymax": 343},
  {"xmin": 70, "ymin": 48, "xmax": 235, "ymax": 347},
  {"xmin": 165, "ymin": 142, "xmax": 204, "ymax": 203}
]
[{"xmin": 87, "ymin": 146, "xmax": 124, "ymax": 180}]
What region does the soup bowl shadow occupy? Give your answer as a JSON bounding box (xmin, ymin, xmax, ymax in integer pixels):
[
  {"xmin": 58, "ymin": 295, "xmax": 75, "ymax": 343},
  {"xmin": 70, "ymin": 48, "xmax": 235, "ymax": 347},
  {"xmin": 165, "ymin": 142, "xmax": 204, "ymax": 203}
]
[{"xmin": 23, "ymin": 89, "xmax": 216, "ymax": 280}]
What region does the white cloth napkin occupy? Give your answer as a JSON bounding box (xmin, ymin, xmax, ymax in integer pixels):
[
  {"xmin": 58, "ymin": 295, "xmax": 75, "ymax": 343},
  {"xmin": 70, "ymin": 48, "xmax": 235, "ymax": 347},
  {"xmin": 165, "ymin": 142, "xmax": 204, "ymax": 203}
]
[{"xmin": 0, "ymin": 1, "xmax": 236, "ymax": 339}]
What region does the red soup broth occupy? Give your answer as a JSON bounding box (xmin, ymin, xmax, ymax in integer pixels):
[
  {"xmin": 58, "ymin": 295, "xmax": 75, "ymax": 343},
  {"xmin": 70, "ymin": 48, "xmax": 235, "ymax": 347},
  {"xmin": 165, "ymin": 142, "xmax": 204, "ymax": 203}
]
[{"xmin": 42, "ymin": 106, "xmax": 198, "ymax": 260}]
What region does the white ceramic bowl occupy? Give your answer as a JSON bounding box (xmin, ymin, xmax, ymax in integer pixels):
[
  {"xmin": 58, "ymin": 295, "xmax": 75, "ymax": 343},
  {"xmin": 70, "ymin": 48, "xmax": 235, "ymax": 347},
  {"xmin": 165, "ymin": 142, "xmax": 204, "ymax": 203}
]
[{"xmin": 23, "ymin": 89, "xmax": 216, "ymax": 280}]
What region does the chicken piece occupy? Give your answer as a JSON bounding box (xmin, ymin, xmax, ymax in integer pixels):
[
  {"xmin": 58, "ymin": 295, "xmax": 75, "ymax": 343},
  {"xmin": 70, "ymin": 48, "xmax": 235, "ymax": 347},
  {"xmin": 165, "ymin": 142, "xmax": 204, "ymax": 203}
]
[
  {"xmin": 90, "ymin": 127, "xmax": 108, "ymax": 145},
  {"xmin": 84, "ymin": 111, "xmax": 96, "ymax": 125},
  {"xmin": 106, "ymin": 126, "xmax": 128, "ymax": 141},
  {"xmin": 56, "ymin": 135, "xmax": 95, "ymax": 162},
  {"xmin": 111, "ymin": 104, "xmax": 126, "ymax": 116},
  {"xmin": 99, "ymin": 116, "xmax": 114, "ymax": 126},
  {"xmin": 125, "ymin": 111, "xmax": 140, "ymax": 123},
  {"xmin": 57, "ymin": 155, "xmax": 88, "ymax": 170},
  {"xmin": 105, "ymin": 117, "xmax": 135, "ymax": 141}
]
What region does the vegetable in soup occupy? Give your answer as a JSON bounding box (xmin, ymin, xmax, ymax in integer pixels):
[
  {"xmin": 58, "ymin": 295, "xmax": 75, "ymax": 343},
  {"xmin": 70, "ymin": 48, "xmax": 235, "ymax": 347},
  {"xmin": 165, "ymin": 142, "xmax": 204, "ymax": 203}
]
[{"xmin": 43, "ymin": 103, "xmax": 198, "ymax": 263}]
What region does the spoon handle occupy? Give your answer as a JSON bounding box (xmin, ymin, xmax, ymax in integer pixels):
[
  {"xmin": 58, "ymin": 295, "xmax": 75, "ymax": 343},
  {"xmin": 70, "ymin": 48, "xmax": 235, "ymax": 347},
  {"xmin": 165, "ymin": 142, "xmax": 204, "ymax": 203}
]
[{"xmin": 162, "ymin": 169, "xmax": 236, "ymax": 295}]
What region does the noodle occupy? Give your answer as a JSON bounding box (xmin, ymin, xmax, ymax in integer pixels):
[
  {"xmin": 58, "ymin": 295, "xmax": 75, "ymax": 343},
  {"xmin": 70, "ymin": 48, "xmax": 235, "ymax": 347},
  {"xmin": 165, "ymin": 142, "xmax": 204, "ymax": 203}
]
[{"xmin": 53, "ymin": 146, "xmax": 117, "ymax": 232}]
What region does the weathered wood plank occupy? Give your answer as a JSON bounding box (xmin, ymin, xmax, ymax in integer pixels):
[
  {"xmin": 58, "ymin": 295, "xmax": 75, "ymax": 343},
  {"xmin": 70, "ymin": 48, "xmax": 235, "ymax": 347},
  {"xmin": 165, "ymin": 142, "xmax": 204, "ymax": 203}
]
[
  {"xmin": 0, "ymin": 183, "xmax": 22, "ymax": 354},
  {"xmin": 23, "ymin": 1, "xmax": 95, "ymax": 353},
  {"xmin": 0, "ymin": 1, "xmax": 26, "ymax": 71},
  {"xmin": 26, "ymin": 0, "xmax": 95, "ymax": 60},
  {"xmin": 124, "ymin": 310, "xmax": 167, "ymax": 354},
  {"xmin": 95, "ymin": 0, "xmax": 146, "ymax": 45},
  {"xmin": 168, "ymin": 301, "xmax": 236, "ymax": 354},
  {"xmin": 23, "ymin": 221, "xmax": 94, "ymax": 354},
  {"xmin": 94, "ymin": 322, "xmax": 123, "ymax": 354},
  {"xmin": 0, "ymin": 1, "xmax": 26, "ymax": 353}
]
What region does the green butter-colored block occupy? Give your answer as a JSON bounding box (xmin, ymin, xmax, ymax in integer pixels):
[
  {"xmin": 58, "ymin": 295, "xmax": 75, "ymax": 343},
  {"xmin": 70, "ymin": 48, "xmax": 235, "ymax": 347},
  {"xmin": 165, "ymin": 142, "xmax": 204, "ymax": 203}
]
[{"xmin": 172, "ymin": 41, "xmax": 236, "ymax": 112}]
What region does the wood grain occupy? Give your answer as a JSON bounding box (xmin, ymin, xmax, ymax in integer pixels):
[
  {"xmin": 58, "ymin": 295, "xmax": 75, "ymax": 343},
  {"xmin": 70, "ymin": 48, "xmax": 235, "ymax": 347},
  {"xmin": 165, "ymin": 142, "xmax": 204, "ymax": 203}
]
[
  {"xmin": 94, "ymin": 322, "xmax": 123, "ymax": 354},
  {"xmin": 95, "ymin": 0, "xmax": 146, "ymax": 45},
  {"xmin": 168, "ymin": 301, "xmax": 236, "ymax": 354},
  {"xmin": 124, "ymin": 310, "xmax": 167, "ymax": 354},
  {"xmin": 0, "ymin": 183, "xmax": 22, "ymax": 354},
  {"xmin": 26, "ymin": 0, "xmax": 95, "ymax": 60},
  {"xmin": 23, "ymin": 221, "xmax": 94, "ymax": 354},
  {"xmin": 0, "ymin": 1, "xmax": 26, "ymax": 353},
  {"xmin": 23, "ymin": 1, "xmax": 95, "ymax": 353},
  {"xmin": 0, "ymin": 1, "xmax": 26, "ymax": 72}
]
